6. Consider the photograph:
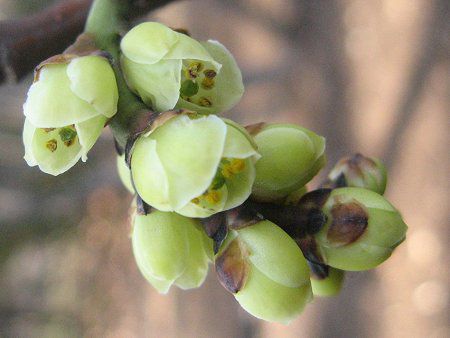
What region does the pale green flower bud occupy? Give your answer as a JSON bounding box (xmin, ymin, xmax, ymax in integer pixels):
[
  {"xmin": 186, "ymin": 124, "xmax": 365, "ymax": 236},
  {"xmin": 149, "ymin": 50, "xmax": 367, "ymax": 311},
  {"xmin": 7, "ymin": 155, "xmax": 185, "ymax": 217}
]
[
  {"xmin": 324, "ymin": 153, "xmax": 387, "ymax": 194},
  {"xmin": 23, "ymin": 55, "xmax": 118, "ymax": 175},
  {"xmin": 310, "ymin": 267, "xmax": 344, "ymax": 297},
  {"xmin": 132, "ymin": 210, "xmax": 213, "ymax": 293},
  {"xmin": 116, "ymin": 155, "xmax": 134, "ymax": 194},
  {"xmin": 313, "ymin": 187, "xmax": 407, "ymax": 271},
  {"xmin": 216, "ymin": 220, "xmax": 312, "ymax": 323},
  {"xmin": 131, "ymin": 113, "xmax": 259, "ymax": 218},
  {"xmin": 120, "ymin": 22, "xmax": 243, "ymax": 113},
  {"xmin": 251, "ymin": 123, "xmax": 326, "ymax": 202}
]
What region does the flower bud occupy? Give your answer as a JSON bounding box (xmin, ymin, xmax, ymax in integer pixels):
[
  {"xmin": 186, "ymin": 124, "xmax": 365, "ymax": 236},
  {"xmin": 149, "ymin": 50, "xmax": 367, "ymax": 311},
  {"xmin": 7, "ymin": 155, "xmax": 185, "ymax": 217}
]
[
  {"xmin": 131, "ymin": 113, "xmax": 259, "ymax": 217},
  {"xmin": 23, "ymin": 55, "xmax": 118, "ymax": 175},
  {"xmin": 116, "ymin": 155, "xmax": 134, "ymax": 194},
  {"xmin": 325, "ymin": 153, "xmax": 387, "ymax": 194},
  {"xmin": 251, "ymin": 124, "xmax": 326, "ymax": 202},
  {"xmin": 120, "ymin": 22, "xmax": 243, "ymax": 113},
  {"xmin": 313, "ymin": 187, "xmax": 407, "ymax": 271},
  {"xmin": 310, "ymin": 267, "xmax": 344, "ymax": 297},
  {"xmin": 132, "ymin": 210, "xmax": 213, "ymax": 293},
  {"xmin": 216, "ymin": 220, "xmax": 312, "ymax": 323}
]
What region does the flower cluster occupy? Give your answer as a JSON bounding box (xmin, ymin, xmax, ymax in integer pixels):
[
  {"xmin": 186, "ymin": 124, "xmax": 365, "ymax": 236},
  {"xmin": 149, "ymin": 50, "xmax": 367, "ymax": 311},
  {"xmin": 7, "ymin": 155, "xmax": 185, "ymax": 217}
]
[{"xmin": 22, "ymin": 21, "xmax": 407, "ymax": 324}]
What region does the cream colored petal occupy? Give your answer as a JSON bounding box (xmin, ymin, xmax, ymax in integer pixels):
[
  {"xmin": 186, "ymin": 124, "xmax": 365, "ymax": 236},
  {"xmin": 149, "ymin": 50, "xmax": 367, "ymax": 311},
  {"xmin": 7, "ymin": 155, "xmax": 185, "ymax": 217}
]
[
  {"xmin": 31, "ymin": 127, "xmax": 83, "ymax": 176},
  {"xmin": 120, "ymin": 22, "xmax": 179, "ymax": 64},
  {"xmin": 121, "ymin": 56, "xmax": 182, "ymax": 112},
  {"xmin": 151, "ymin": 115, "xmax": 227, "ymax": 209},
  {"xmin": 75, "ymin": 114, "xmax": 107, "ymax": 161},
  {"xmin": 23, "ymin": 64, "xmax": 100, "ymax": 127},
  {"xmin": 131, "ymin": 137, "xmax": 172, "ymax": 211},
  {"xmin": 67, "ymin": 55, "xmax": 118, "ymax": 117}
]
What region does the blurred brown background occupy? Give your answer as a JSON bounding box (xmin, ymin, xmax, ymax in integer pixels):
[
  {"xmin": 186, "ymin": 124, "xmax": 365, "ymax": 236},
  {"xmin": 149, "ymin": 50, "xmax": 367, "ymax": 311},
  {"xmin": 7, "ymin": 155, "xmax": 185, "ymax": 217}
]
[{"xmin": 0, "ymin": 0, "xmax": 449, "ymax": 337}]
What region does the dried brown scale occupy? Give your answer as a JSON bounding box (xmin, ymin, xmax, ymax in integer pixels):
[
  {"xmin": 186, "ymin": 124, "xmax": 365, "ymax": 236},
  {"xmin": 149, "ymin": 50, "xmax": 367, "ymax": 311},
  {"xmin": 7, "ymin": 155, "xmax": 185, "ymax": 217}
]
[
  {"xmin": 327, "ymin": 201, "xmax": 368, "ymax": 247},
  {"xmin": 135, "ymin": 194, "xmax": 152, "ymax": 215},
  {"xmin": 200, "ymin": 213, "xmax": 228, "ymax": 254},
  {"xmin": 226, "ymin": 205, "xmax": 263, "ymax": 230},
  {"xmin": 320, "ymin": 172, "xmax": 347, "ymax": 189},
  {"xmin": 215, "ymin": 238, "xmax": 249, "ymax": 293},
  {"xmin": 244, "ymin": 122, "xmax": 266, "ymax": 136},
  {"xmin": 307, "ymin": 261, "xmax": 329, "ymax": 280}
]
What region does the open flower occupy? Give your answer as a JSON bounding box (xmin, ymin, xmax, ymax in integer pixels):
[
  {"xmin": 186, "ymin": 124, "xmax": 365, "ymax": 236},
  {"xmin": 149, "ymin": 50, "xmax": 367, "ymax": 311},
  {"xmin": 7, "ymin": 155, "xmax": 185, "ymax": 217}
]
[
  {"xmin": 251, "ymin": 123, "xmax": 326, "ymax": 202},
  {"xmin": 131, "ymin": 113, "xmax": 259, "ymax": 218},
  {"xmin": 120, "ymin": 22, "xmax": 243, "ymax": 114},
  {"xmin": 23, "ymin": 55, "xmax": 118, "ymax": 175},
  {"xmin": 215, "ymin": 220, "xmax": 312, "ymax": 323},
  {"xmin": 132, "ymin": 210, "xmax": 213, "ymax": 293}
]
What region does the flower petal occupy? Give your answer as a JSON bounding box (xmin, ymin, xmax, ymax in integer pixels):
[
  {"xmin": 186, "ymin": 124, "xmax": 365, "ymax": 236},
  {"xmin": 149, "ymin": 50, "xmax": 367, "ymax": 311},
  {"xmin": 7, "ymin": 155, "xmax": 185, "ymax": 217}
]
[
  {"xmin": 223, "ymin": 158, "xmax": 255, "ymax": 210},
  {"xmin": 120, "ymin": 22, "xmax": 179, "ymax": 64},
  {"xmin": 238, "ymin": 221, "xmax": 310, "ymax": 288},
  {"xmin": 23, "ymin": 118, "xmax": 37, "ymax": 166},
  {"xmin": 31, "ymin": 127, "xmax": 83, "ymax": 176},
  {"xmin": 24, "ymin": 64, "xmax": 99, "ymax": 127},
  {"xmin": 131, "ymin": 137, "xmax": 172, "ymax": 211},
  {"xmin": 222, "ymin": 122, "xmax": 258, "ymax": 159},
  {"xmin": 164, "ymin": 34, "xmax": 220, "ymax": 69},
  {"xmin": 132, "ymin": 211, "xmax": 189, "ymax": 282},
  {"xmin": 151, "ymin": 115, "xmax": 227, "ymax": 209},
  {"xmin": 235, "ymin": 264, "xmax": 312, "ymax": 324},
  {"xmin": 75, "ymin": 114, "xmax": 108, "ymax": 161},
  {"xmin": 67, "ymin": 55, "xmax": 118, "ymax": 118},
  {"xmin": 121, "ymin": 56, "xmax": 182, "ymax": 112},
  {"xmin": 174, "ymin": 221, "xmax": 211, "ymax": 289}
]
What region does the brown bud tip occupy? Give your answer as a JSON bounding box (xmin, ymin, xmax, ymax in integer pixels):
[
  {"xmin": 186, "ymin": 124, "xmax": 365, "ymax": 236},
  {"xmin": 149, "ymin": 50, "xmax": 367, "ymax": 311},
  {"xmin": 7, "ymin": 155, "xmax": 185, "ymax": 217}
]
[
  {"xmin": 327, "ymin": 201, "xmax": 368, "ymax": 246},
  {"xmin": 215, "ymin": 239, "xmax": 249, "ymax": 293}
]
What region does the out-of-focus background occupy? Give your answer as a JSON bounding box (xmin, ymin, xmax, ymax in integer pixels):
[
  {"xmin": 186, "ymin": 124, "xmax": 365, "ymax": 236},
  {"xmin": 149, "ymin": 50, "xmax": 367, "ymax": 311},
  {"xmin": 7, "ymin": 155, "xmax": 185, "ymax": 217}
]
[{"xmin": 0, "ymin": 0, "xmax": 449, "ymax": 337}]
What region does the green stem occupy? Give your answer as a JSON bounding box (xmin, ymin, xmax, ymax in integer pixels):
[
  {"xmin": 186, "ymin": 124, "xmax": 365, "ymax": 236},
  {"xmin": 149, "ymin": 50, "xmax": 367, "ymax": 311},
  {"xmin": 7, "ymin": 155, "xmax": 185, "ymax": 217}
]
[{"xmin": 84, "ymin": 0, "xmax": 148, "ymax": 148}]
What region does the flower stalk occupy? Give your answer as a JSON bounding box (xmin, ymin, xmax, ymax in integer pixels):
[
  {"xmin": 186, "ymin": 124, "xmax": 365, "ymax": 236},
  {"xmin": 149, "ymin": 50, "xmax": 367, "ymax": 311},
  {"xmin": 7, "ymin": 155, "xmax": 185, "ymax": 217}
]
[{"xmin": 84, "ymin": 0, "xmax": 150, "ymax": 148}]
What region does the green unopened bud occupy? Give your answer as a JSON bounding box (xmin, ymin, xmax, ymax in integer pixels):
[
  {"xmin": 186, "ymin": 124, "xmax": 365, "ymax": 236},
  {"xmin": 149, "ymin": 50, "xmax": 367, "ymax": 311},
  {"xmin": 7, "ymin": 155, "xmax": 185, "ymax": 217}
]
[
  {"xmin": 131, "ymin": 113, "xmax": 259, "ymax": 217},
  {"xmin": 216, "ymin": 220, "xmax": 312, "ymax": 323},
  {"xmin": 116, "ymin": 155, "xmax": 134, "ymax": 194},
  {"xmin": 251, "ymin": 124, "xmax": 326, "ymax": 202},
  {"xmin": 23, "ymin": 55, "xmax": 118, "ymax": 175},
  {"xmin": 120, "ymin": 22, "xmax": 243, "ymax": 114},
  {"xmin": 310, "ymin": 267, "xmax": 344, "ymax": 297},
  {"xmin": 325, "ymin": 153, "xmax": 387, "ymax": 194},
  {"xmin": 313, "ymin": 187, "xmax": 407, "ymax": 271},
  {"xmin": 132, "ymin": 210, "xmax": 213, "ymax": 293}
]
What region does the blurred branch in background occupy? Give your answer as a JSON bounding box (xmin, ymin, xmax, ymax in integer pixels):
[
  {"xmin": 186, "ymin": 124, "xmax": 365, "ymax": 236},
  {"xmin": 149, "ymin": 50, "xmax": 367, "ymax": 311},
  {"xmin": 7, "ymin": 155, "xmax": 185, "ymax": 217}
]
[
  {"xmin": 384, "ymin": 0, "xmax": 450, "ymax": 168},
  {"xmin": 0, "ymin": 0, "xmax": 176, "ymax": 83}
]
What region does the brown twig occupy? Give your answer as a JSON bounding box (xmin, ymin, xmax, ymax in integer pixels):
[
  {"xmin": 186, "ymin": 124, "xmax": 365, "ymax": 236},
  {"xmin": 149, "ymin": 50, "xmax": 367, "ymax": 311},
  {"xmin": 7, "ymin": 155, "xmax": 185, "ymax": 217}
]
[{"xmin": 0, "ymin": 0, "xmax": 176, "ymax": 83}]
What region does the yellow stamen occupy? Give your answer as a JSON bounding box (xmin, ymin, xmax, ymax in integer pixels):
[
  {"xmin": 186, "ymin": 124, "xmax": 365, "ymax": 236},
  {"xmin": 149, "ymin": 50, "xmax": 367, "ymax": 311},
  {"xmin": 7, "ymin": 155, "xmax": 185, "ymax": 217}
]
[
  {"xmin": 203, "ymin": 69, "xmax": 217, "ymax": 78},
  {"xmin": 204, "ymin": 190, "xmax": 221, "ymax": 204},
  {"xmin": 221, "ymin": 159, "xmax": 246, "ymax": 178},
  {"xmin": 184, "ymin": 61, "xmax": 204, "ymax": 79},
  {"xmin": 198, "ymin": 97, "xmax": 212, "ymax": 107},
  {"xmin": 201, "ymin": 77, "xmax": 215, "ymax": 90},
  {"xmin": 46, "ymin": 139, "xmax": 58, "ymax": 152}
]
